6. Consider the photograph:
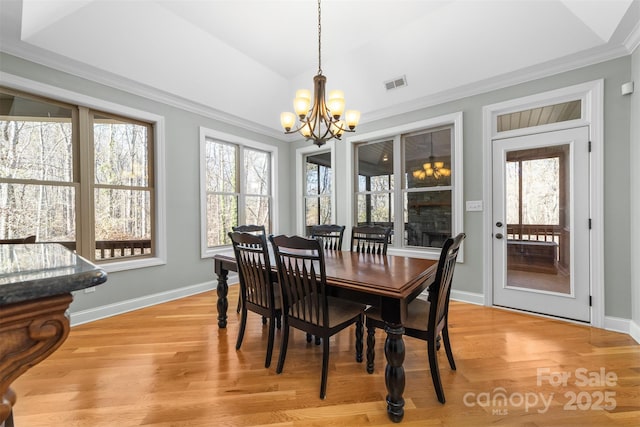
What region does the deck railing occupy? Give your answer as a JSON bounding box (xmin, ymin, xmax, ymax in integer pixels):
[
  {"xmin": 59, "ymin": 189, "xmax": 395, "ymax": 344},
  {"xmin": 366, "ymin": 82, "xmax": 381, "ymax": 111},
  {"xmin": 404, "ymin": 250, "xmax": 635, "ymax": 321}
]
[{"xmin": 48, "ymin": 239, "xmax": 152, "ymax": 260}]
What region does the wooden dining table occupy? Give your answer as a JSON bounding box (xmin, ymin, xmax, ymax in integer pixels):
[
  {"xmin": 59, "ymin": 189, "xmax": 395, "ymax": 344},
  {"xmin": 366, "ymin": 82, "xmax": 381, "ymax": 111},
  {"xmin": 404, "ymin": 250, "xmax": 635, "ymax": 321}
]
[{"xmin": 213, "ymin": 249, "xmax": 437, "ymax": 423}]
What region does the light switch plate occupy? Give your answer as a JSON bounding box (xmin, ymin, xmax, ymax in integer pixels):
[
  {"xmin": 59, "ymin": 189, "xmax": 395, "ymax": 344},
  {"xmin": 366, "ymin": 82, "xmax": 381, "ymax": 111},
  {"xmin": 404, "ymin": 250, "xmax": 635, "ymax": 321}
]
[{"xmin": 466, "ymin": 200, "xmax": 483, "ymax": 211}]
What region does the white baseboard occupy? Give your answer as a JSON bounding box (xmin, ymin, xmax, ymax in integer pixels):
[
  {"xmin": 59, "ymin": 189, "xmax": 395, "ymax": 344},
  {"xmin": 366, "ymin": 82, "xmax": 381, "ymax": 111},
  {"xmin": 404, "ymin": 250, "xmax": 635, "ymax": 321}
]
[
  {"xmin": 450, "ymin": 289, "xmax": 485, "ymax": 305},
  {"xmin": 603, "ymin": 316, "xmax": 640, "ymax": 343},
  {"xmin": 70, "ymin": 280, "xmax": 219, "ymax": 326},
  {"xmin": 627, "ymin": 319, "xmax": 640, "ymax": 344}
]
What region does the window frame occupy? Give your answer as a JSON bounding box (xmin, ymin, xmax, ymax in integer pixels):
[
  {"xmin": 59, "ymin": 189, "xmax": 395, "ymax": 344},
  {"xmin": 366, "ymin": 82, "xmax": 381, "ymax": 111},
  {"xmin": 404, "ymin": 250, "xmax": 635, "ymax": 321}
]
[
  {"xmin": 303, "ymin": 151, "xmax": 333, "ymax": 232},
  {"xmin": 346, "ymin": 112, "xmax": 464, "ymax": 261},
  {"xmin": 295, "ymin": 140, "xmax": 335, "ymax": 236},
  {"xmin": 0, "ymin": 73, "xmax": 166, "ymax": 273},
  {"xmin": 199, "ymin": 127, "xmax": 278, "ymax": 258}
]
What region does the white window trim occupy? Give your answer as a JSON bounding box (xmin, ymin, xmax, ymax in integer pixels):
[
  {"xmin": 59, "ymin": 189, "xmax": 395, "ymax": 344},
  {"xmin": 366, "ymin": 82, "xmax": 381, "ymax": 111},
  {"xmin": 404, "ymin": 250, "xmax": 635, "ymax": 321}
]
[
  {"xmin": 346, "ymin": 112, "xmax": 464, "ymax": 261},
  {"xmin": 481, "ymin": 79, "xmax": 604, "ymax": 327},
  {"xmin": 199, "ymin": 127, "xmax": 278, "ymax": 258},
  {"xmin": 294, "ymin": 140, "xmax": 336, "ymax": 236},
  {"xmin": 0, "ymin": 72, "xmax": 167, "ymax": 273}
]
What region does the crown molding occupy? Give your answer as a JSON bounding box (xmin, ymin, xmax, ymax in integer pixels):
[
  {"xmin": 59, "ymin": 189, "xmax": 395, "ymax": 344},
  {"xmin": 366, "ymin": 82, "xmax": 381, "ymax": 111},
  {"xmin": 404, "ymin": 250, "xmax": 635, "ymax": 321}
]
[
  {"xmin": 0, "ymin": 41, "xmax": 287, "ymax": 141},
  {"xmin": 363, "ymin": 44, "xmax": 631, "ymax": 124},
  {"xmin": 2, "ymin": 37, "xmax": 633, "ymax": 139},
  {"xmin": 624, "ymin": 19, "xmax": 640, "ymax": 53}
]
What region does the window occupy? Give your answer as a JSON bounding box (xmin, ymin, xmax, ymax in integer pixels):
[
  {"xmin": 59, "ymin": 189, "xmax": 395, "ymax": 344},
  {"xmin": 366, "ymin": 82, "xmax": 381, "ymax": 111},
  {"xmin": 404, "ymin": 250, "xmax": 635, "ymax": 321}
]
[
  {"xmin": 200, "ymin": 128, "xmax": 276, "ymax": 256},
  {"xmin": 355, "ymin": 140, "xmax": 394, "ymax": 229},
  {"xmin": 0, "ymin": 87, "xmax": 158, "ymax": 265},
  {"xmin": 350, "ymin": 113, "xmax": 463, "ymax": 256},
  {"xmin": 304, "ymin": 152, "xmax": 332, "ymax": 234},
  {"xmin": 497, "ymin": 100, "xmax": 581, "ymax": 132}
]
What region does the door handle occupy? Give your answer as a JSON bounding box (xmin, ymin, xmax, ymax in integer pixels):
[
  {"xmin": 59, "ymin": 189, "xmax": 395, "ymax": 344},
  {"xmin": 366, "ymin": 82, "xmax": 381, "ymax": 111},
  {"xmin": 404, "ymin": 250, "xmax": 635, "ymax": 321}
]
[{"xmin": 495, "ymin": 233, "xmax": 503, "ymax": 239}]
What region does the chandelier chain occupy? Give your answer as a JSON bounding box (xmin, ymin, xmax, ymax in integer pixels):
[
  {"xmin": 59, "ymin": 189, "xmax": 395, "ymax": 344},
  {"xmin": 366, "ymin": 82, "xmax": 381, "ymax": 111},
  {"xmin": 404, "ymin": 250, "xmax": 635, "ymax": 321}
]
[
  {"xmin": 279, "ymin": 0, "xmax": 359, "ymax": 146},
  {"xmin": 317, "ymin": 0, "xmax": 322, "ymax": 75}
]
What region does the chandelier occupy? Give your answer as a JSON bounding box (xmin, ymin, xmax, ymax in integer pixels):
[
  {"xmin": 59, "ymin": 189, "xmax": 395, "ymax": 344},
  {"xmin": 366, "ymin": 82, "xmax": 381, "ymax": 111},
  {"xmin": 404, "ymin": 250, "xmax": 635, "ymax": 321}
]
[
  {"xmin": 280, "ymin": 0, "xmax": 360, "ymax": 147},
  {"xmin": 412, "ymin": 139, "xmax": 451, "ymax": 180}
]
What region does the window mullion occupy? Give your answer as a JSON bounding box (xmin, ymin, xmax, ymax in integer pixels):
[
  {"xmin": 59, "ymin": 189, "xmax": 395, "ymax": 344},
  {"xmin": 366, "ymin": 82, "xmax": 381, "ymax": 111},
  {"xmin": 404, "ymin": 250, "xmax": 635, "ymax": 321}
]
[
  {"xmin": 237, "ymin": 145, "xmax": 245, "ymax": 225},
  {"xmin": 77, "ymin": 106, "xmax": 95, "ymax": 259},
  {"xmin": 393, "ymin": 135, "xmax": 402, "ymax": 247}
]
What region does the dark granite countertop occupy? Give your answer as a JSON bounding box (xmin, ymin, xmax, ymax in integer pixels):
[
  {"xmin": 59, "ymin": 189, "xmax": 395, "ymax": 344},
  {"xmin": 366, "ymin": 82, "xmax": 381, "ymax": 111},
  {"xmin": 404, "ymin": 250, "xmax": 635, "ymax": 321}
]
[{"xmin": 0, "ymin": 243, "xmax": 107, "ymax": 305}]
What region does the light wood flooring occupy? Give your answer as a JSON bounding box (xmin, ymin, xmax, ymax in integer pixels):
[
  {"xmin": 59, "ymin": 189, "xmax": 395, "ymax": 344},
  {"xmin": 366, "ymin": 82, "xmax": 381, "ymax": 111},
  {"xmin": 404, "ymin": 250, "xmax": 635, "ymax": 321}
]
[{"xmin": 11, "ymin": 286, "xmax": 640, "ymax": 426}]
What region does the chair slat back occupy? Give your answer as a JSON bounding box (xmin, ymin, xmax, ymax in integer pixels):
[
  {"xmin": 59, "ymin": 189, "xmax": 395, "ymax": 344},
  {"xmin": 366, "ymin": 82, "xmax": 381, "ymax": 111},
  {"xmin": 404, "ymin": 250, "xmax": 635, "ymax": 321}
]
[
  {"xmin": 232, "ymin": 224, "xmax": 266, "ymax": 235},
  {"xmin": 350, "ymin": 225, "xmax": 392, "ymax": 255},
  {"xmin": 269, "ymin": 235, "xmax": 328, "ymax": 327},
  {"xmin": 229, "ymin": 232, "xmax": 275, "ymax": 310},
  {"xmin": 309, "ymin": 224, "xmax": 345, "ymax": 251},
  {"xmin": 428, "ymin": 233, "xmax": 465, "ymax": 333}
]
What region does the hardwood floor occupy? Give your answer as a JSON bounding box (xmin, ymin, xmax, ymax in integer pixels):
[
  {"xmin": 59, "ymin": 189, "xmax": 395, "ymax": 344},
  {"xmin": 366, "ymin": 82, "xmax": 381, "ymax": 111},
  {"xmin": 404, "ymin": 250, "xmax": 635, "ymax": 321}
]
[{"xmin": 11, "ymin": 286, "xmax": 640, "ymax": 426}]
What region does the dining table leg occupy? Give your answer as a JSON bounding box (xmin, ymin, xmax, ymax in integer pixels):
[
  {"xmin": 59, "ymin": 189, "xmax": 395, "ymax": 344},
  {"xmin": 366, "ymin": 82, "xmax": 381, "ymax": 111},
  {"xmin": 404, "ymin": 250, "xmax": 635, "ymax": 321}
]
[
  {"xmin": 215, "ymin": 265, "xmax": 229, "ymax": 328},
  {"xmin": 384, "ymin": 322, "xmax": 406, "ymax": 423}
]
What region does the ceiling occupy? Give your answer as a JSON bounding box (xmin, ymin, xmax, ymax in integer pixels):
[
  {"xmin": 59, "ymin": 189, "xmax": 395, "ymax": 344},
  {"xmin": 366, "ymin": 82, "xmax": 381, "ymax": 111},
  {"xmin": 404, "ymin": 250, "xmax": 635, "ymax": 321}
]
[{"xmin": 1, "ymin": 0, "xmax": 639, "ymax": 141}]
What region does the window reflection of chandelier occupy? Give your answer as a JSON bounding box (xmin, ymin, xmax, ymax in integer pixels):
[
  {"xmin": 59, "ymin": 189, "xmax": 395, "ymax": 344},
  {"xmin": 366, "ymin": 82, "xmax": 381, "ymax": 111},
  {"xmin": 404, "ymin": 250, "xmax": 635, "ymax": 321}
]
[
  {"xmin": 412, "ymin": 138, "xmax": 450, "ymax": 180},
  {"xmin": 413, "ymin": 160, "xmax": 451, "ymax": 180}
]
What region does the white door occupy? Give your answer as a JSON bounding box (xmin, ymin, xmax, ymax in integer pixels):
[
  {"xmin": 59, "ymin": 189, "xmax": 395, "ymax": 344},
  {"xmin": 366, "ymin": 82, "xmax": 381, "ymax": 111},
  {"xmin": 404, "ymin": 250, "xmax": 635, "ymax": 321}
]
[{"xmin": 492, "ymin": 127, "xmax": 590, "ymax": 322}]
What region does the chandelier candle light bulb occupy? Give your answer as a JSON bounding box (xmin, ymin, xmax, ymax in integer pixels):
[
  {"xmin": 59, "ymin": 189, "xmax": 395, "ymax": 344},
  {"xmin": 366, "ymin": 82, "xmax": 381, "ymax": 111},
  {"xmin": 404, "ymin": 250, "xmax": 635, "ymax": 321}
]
[{"xmin": 280, "ymin": 0, "xmax": 360, "ymax": 146}]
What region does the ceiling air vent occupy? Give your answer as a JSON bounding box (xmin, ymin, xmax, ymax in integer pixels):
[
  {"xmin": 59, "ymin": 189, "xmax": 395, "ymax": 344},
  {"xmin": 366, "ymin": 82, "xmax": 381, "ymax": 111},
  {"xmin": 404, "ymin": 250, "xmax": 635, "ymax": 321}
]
[{"xmin": 384, "ymin": 75, "xmax": 407, "ymax": 91}]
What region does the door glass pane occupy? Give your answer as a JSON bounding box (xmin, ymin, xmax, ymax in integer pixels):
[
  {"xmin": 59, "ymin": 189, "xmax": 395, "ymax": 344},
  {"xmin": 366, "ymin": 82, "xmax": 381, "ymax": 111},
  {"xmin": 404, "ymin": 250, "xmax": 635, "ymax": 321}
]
[{"xmin": 505, "ymin": 145, "xmax": 570, "ymax": 294}]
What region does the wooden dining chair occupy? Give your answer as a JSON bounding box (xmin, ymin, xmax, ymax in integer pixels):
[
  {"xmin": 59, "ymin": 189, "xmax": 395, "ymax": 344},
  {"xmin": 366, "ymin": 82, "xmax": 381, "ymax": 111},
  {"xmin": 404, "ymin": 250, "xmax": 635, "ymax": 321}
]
[
  {"xmin": 232, "ymin": 224, "xmax": 266, "ymax": 234},
  {"xmin": 231, "ymin": 225, "xmax": 267, "ymax": 313},
  {"xmin": 350, "ymin": 225, "xmax": 392, "ymax": 255},
  {"xmin": 228, "ymin": 231, "xmax": 281, "ymax": 368},
  {"xmin": 269, "ymin": 234, "xmax": 366, "ymax": 399},
  {"xmin": 309, "ymin": 224, "xmax": 345, "ymax": 251},
  {"xmin": 364, "ymin": 232, "xmax": 465, "ymax": 403}
]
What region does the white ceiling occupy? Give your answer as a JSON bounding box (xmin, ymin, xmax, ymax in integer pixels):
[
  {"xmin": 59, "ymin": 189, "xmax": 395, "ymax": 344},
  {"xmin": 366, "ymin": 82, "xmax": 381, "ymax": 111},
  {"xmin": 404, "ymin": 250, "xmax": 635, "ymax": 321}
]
[{"xmin": 1, "ymin": 0, "xmax": 639, "ymax": 141}]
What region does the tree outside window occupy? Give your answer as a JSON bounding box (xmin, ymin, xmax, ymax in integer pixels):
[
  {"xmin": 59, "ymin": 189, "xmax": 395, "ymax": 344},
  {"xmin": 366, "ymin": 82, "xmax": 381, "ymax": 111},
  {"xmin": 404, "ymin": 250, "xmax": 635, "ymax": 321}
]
[
  {"xmin": 0, "ymin": 88, "xmax": 155, "ymax": 261},
  {"xmin": 204, "ymin": 138, "xmax": 271, "ymax": 248},
  {"xmin": 304, "ymin": 151, "xmax": 332, "ymax": 234}
]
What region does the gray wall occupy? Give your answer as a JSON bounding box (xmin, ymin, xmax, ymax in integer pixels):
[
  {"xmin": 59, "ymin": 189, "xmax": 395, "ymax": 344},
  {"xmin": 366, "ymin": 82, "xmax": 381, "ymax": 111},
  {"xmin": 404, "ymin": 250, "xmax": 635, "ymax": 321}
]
[
  {"xmin": 0, "ymin": 52, "xmax": 634, "ymax": 321},
  {"xmin": 0, "ymin": 53, "xmax": 291, "ymax": 313},
  {"xmin": 631, "ymin": 46, "xmax": 640, "ymax": 331},
  {"xmin": 296, "ymin": 56, "xmax": 632, "ymax": 319}
]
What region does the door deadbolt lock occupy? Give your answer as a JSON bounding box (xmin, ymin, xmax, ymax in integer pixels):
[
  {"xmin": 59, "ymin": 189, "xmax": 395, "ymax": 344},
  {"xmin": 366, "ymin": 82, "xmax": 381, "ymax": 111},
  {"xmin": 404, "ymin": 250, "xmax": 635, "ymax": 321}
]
[
  {"xmin": 495, "ymin": 233, "xmax": 504, "ymax": 239},
  {"xmin": 496, "ymin": 221, "xmax": 503, "ymax": 228}
]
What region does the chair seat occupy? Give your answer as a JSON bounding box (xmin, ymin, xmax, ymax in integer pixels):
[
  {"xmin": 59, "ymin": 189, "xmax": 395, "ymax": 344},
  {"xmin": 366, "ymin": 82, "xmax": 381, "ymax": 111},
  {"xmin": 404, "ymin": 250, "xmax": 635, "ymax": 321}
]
[
  {"xmin": 290, "ymin": 295, "xmax": 365, "ymax": 328},
  {"xmin": 365, "ymin": 297, "xmax": 430, "ymax": 331}
]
